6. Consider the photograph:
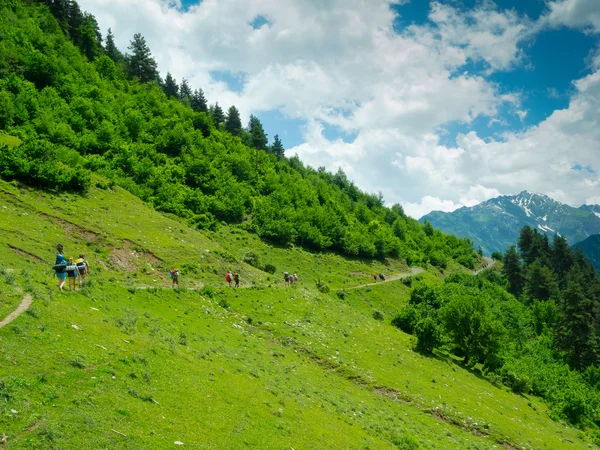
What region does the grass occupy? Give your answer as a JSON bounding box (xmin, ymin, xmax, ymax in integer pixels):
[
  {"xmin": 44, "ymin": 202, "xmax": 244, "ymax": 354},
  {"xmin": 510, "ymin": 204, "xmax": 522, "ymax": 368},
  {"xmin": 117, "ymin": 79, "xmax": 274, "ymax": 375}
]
[
  {"xmin": 0, "ymin": 133, "xmax": 21, "ymax": 148},
  {"xmin": 0, "ymin": 178, "xmax": 595, "ymax": 449}
]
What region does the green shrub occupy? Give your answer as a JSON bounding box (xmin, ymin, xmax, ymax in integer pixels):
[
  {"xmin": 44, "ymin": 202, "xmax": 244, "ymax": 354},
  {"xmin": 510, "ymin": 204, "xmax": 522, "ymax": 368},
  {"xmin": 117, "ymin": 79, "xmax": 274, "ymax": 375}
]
[
  {"xmin": 316, "ymin": 278, "xmax": 330, "ymax": 294},
  {"xmin": 372, "ymin": 310, "xmax": 384, "ymax": 321},
  {"xmin": 243, "ymin": 250, "xmax": 261, "ymax": 269},
  {"xmin": 414, "ymin": 317, "xmax": 442, "ymax": 354},
  {"xmin": 391, "ymin": 305, "xmax": 421, "ymax": 335},
  {"xmin": 262, "ymin": 263, "xmax": 276, "ymax": 274}
]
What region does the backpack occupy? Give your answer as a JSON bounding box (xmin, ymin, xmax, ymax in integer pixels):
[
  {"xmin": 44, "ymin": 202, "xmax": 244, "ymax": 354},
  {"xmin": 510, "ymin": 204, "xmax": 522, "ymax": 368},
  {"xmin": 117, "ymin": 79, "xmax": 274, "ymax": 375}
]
[
  {"xmin": 225, "ymin": 273, "xmax": 232, "ymax": 282},
  {"xmin": 170, "ymin": 269, "xmax": 179, "ymax": 278}
]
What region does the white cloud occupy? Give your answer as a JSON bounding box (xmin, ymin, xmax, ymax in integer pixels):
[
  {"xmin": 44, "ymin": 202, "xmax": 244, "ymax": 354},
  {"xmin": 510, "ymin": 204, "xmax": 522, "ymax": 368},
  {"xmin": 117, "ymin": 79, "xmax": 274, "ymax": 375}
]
[
  {"xmin": 77, "ymin": 0, "xmax": 600, "ymax": 219},
  {"xmin": 545, "ymin": 0, "xmax": 600, "ymax": 32}
]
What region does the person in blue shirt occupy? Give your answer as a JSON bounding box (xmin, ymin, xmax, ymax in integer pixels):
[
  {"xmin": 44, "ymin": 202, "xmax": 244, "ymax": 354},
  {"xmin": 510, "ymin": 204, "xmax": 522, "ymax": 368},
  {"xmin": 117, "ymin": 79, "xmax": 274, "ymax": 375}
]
[{"xmin": 55, "ymin": 244, "xmax": 67, "ymax": 291}]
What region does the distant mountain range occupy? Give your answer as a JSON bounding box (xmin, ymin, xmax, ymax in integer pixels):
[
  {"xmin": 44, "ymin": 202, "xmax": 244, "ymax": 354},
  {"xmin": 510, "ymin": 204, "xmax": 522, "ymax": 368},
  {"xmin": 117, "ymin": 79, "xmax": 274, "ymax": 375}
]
[
  {"xmin": 573, "ymin": 235, "xmax": 600, "ymax": 271},
  {"xmin": 420, "ymin": 191, "xmax": 600, "ymax": 255}
]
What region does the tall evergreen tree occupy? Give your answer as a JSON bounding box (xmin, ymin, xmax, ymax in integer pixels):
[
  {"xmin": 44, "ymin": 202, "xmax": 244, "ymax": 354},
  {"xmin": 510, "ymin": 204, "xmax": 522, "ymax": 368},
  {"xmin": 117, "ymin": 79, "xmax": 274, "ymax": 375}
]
[
  {"xmin": 105, "ymin": 28, "xmax": 122, "ymax": 63},
  {"xmin": 556, "ymin": 271, "xmax": 599, "ymax": 369},
  {"xmin": 525, "ymin": 261, "xmax": 558, "ymax": 302},
  {"xmin": 224, "ymin": 106, "xmax": 242, "ymax": 136},
  {"xmin": 179, "ymin": 78, "xmax": 192, "ymax": 100},
  {"xmin": 248, "ymin": 115, "xmax": 268, "ymax": 150},
  {"xmin": 271, "ymin": 134, "xmax": 285, "ymax": 159},
  {"xmin": 503, "ymin": 245, "xmax": 523, "ymax": 297},
  {"xmin": 191, "ymin": 88, "xmax": 208, "ymax": 113},
  {"xmin": 127, "ymin": 33, "xmax": 158, "ymax": 83},
  {"xmin": 210, "ymin": 103, "xmax": 225, "ymax": 127},
  {"xmin": 79, "ymin": 14, "xmax": 102, "ymax": 61},
  {"xmin": 67, "ymin": 1, "xmax": 84, "ymax": 47},
  {"xmin": 552, "ymin": 234, "xmax": 573, "ymax": 288},
  {"xmin": 163, "ymin": 73, "xmax": 179, "ymax": 98},
  {"xmin": 44, "ymin": 0, "xmax": 70, "ymax": 32}
]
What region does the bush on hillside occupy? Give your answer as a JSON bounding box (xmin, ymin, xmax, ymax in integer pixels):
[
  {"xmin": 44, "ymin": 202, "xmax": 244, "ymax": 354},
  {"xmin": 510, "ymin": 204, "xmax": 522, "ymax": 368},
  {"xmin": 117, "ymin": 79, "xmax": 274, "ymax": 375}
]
[{"xmin": 391, "ymin": 305, "xmax": 421, "ymax": 335}]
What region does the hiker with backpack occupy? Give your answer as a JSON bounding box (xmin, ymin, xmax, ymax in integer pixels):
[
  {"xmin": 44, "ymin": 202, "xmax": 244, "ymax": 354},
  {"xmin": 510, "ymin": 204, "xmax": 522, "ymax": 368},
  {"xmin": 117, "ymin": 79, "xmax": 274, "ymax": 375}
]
[
  {"xmin": 170, "ymin": 268, "xmax": 180, "ymax": 287},
  {"xmin": 75, "ymin": 254, "xmax": 90, "ymax": 288},
  {"xmin": 225, "ymin": 271, "xmax": 232, "ymax": 287},
  {"xmin": 292, "ymin": 273, "xmax": 298, "ymax": 284},
  {"xmin": 283, "ymin": 272, "xmax": 290, "ymax": 286},
  {"xmin": 66, "ymin": 256, "xmax": 81, "ymax": 291},
  {"xmin": 53, "ymin": 244, "xmax": 67, "ymax": 291},
  {"xmin": 233, "ymin": 272, "xmax": 240, "ymax": 288},
  {"xmin": 379, "ymin": 273, "xmax": 385, "ymax": 281}
]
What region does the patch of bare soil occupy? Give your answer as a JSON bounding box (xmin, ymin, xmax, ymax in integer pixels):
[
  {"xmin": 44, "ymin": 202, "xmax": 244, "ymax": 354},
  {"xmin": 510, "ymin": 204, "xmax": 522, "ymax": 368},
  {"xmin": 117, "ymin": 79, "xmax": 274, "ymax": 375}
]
[
  {"xmin": 37, "ymin": 213, "xmax": 100, "ymax": 242},
  {"xmin": 109, "ymin": 240, "xmax": 163, "ymax": 275},
  {"xmin": 7, "ymin": 244, "xmax": 45, "ymax": 263}
]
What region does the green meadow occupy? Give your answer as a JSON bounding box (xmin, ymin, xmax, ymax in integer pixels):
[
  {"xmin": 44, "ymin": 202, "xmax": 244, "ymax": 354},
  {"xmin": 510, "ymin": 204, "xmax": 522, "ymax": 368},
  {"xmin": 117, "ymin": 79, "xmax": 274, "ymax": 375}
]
[{"xmin": 0, "ymin": 179, "xmax": 593, "ymax": 449}]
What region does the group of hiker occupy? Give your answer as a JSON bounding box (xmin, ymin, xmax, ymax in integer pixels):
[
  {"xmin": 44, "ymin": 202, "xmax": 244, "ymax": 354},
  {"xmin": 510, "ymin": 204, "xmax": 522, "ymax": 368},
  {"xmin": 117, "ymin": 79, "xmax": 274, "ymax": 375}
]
[
  {"xmin": 52, "ymin": 242, "xmax": 302, "ymax": 291},
  {"xmin": 224, "ymin": 271, "xmax": 240, "ymax": 288},
  {"xmin": 283, "ymin": 272, "xmax": 298, "ymax": 285},
  {"xmin": 53, "ymin": 244, "xmax": 90, "ymax": 291},
  {"xmin": 373, "ymin": 273, "xmax": 386, "ymax": 281}
]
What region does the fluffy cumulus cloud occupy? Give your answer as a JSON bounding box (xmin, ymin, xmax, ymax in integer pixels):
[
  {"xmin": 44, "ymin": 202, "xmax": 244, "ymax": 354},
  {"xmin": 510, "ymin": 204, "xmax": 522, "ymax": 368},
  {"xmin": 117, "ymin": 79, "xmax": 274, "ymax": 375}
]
[
  {"xmin": 78, "ymin": 0, "xmax": 600, "ymax": 218},
  {"xmin": 546, "ymin": 0, "xmax": 600, "ymax": 32}
]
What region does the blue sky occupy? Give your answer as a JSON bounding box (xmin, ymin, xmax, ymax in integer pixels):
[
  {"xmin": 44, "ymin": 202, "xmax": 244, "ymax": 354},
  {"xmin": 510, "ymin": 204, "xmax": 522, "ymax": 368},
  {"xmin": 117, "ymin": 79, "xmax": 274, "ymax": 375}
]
[
  {"xmin": 194, "ymin": 1, "xmax": 599, "ymax": 149},
  {"xmin": 80, "ymin": 0, "xmax": 600, "ymax": 217}
]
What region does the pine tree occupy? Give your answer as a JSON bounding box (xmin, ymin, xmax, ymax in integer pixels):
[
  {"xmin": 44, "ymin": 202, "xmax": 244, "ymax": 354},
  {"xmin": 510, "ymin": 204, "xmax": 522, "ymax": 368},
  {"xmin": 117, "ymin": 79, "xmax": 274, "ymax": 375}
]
[
  {"xmin": 163, "ymin": 73, "xmax": 179, "ymax": 98},
  {"xmin": 79, "ymin": 13, "xmax": 102, "ymax": 61},
  {"xmin": 556, "ymin": 270, "xmax": 599, "ymax": 369},
  {"xmin": 127, "ymin": 33, "xmax": 159, "ymax": 83},
  {"xmin": 503, "ymin": 245, "xmax": 523, "ymax": 297},
  {"xmin": 552, "ymin": 234, "xmax": 573, "ymax": 288},
  {"xmin": 105, "ymin": 28, "xmax": 122, "ymax": 63},
  {"xmin": 179, "ymin": 78, "xmax": 192, "ymax": 100},
  {"xmin": 224, "ymin": 106, "xmax": 242, "ymax": 136},
  {"xmin": 45, "ymin": 0, "xmax": 70, "ymax": 33},
  {"xmin": 248, "ymin": 115, "xmax": 268, "ymax": 150},
  {"xmin": 210, "ymin": 103, "xmax": 225, "ymax": 127},
  {"xmin": 191, "ymin": 89, "xmax": 208, "ymax": 113},
  {"xmin": 271, "ymin": 134, "xmax": 284, "ymax": 159},
  {"xmin": 518, "ymin": 226, "xmax": 535, "ymax": 265},
  {"xmin": 67, "ymin": 1, "xmax": 84, "ymax": 47},
  {"xmin": 525, "ymin": 261, "xmax": 558, "ymax": 301}
]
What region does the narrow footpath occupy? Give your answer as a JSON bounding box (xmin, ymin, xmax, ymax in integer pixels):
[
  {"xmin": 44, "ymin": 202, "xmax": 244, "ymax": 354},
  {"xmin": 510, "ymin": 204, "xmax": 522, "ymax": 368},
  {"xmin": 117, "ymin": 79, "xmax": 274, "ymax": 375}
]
[{"xmin": 0, "ymin": 295, "xmax": 32, "ymax": 330}]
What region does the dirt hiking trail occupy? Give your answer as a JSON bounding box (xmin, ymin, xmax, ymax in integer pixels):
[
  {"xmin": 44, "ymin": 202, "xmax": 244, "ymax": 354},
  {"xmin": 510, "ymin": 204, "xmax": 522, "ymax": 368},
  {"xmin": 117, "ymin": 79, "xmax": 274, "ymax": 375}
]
[{"xmin": 0, "ymin": 295, "xmax": 32, "ymax": 329}]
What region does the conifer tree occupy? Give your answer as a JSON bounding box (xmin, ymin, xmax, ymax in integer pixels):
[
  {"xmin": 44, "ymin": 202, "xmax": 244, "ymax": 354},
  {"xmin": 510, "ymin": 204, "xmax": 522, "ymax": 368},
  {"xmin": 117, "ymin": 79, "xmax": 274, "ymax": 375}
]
[
  {"xmin": 225, "ymin": 106, "xmax": 242, "ymax": 136},
  {"xmin": 79, "ymin": 14, "xmax": 102, "ymax": 61},
  {"xmin": 179, "ymin": 78, "xmax": 192, "ymax": 100},
  {"xmin": 556, "ymin": 270, "xmax": 599, "ymax": 369},
  {"xmin": 105, "ymin": 28, "xmax": 122, "ymax": 63},
  {"xmin": 503, "ymin": 245, "xmax": 523, "ymax": 296},
  {"xmin": 127, "ymin": 33, "xmax": 159, "ymax": 83},
  {"xmin": 191, "ymin": 89, "xmax": 208, "ymax": 113},
  {"xmin": 552, "ymin": 234, "xmax": 573, "ymax": 288},
  {"xmin": 163, "ymin": 73, "xmax": 179, "ymax": 98},
  {"xmin": 210, "ymin": 103, "xmax": 225, "ymax": 127},
  {"xmin": 248, "ymin": 115, "xmax": 268, "ymax": 150},
  {"xmin": 271, "ymin": 134, "xmax": 284, "ymax": 159}
]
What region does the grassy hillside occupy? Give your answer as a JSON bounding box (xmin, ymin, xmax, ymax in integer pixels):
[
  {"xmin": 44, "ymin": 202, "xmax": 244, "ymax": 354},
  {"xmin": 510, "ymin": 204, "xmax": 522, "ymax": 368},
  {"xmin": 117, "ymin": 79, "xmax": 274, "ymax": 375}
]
[{"xmin": 0, "ymin": 180, "xmax": 595, "ymax": 449}]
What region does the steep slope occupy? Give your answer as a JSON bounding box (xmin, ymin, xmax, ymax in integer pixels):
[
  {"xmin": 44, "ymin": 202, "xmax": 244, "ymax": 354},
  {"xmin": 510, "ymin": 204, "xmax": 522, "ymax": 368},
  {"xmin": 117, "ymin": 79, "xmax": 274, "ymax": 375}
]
[
  {"xmin": 421, "ymin": 191, "xmax": 600, "ymax": 254},
  {"xmin": 574, "ymin": 234, "xmax": 600, "ymax": 271},
  {"xmin": 0, "ymin": 181, "xmax": 593, "ymax": 449}
]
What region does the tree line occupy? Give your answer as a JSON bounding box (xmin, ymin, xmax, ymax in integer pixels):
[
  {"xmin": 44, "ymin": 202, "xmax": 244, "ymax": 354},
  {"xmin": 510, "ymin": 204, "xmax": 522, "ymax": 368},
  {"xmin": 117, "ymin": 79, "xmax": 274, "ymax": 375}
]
[
  {"xmin": 0, "ymin": 0, "xmax": 477, "ymax": 267},
  {"xmin": 394, "ymin": 226, "xmax": 600, "ymax": 428}
]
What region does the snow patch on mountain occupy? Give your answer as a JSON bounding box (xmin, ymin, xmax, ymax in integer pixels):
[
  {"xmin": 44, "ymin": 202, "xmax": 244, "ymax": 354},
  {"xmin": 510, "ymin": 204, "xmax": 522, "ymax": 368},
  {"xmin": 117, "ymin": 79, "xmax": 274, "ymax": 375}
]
[{"xmin": 538, "ymin": 224, "xmax": 554, "ymax": 233}]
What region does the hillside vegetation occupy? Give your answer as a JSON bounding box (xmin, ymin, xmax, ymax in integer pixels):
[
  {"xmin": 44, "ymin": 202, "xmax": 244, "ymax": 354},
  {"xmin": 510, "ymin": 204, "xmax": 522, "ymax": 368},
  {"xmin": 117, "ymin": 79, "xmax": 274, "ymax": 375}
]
[
  {"xmin": 0, "ymin": 179, "xmax": 594, "ymax": 449},
  {"xmin": 0, "ymin": 0, "xmax": 476, "ymax": 270},
  {"xmin": 2, "ymin": 0, "xmax": 600, "ymax": 448}
]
